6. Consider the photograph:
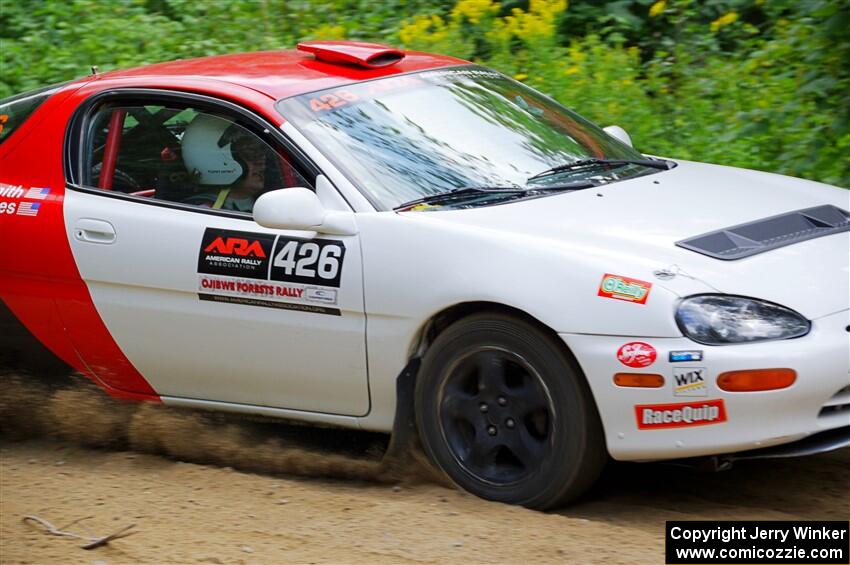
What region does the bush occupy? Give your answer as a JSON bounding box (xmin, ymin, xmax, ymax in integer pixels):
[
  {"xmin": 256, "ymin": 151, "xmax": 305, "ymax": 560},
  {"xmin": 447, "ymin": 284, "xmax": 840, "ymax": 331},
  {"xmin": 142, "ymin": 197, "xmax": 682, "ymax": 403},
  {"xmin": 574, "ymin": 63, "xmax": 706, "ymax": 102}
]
[
  {"xmin": 1, "ymin": 0, "xmax": 847, "ymax": 186},
  {"xmin": 399, "ymin": 0, "xmax": 849, "ymax": 186}
]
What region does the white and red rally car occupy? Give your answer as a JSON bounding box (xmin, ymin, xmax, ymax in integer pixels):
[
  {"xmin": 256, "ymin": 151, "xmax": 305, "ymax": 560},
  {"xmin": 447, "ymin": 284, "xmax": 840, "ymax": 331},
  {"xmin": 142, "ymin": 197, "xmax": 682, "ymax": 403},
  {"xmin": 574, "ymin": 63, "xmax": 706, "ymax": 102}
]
[{"xmin": 1, "ymin": 41, "xmax": 848, "ymax": 509}]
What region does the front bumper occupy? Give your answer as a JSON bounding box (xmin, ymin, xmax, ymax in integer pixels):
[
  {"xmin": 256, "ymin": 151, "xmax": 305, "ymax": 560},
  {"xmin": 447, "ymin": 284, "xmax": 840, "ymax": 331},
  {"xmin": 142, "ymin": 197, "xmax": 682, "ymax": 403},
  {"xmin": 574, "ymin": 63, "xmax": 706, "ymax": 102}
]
[{"xmin": 561, "ymin": 309, "xmax": 850, "ymax": 461}]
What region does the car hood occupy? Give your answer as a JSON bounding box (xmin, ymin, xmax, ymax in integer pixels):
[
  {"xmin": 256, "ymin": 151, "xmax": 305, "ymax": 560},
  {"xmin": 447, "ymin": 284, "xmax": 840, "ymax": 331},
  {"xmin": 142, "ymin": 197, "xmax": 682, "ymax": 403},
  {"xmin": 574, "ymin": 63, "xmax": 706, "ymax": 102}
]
[{"xmin": 403, "ymin": 160, "xmax": 850, "ymax": 319}]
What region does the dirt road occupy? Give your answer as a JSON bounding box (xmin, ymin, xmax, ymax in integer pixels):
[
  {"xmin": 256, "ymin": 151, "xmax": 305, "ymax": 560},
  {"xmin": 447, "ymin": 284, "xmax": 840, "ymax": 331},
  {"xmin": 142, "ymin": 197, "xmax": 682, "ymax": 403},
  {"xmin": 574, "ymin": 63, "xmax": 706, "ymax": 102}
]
[{"xmin": 1, "ymin": 376, "xmax": 848, "ymax": 564}]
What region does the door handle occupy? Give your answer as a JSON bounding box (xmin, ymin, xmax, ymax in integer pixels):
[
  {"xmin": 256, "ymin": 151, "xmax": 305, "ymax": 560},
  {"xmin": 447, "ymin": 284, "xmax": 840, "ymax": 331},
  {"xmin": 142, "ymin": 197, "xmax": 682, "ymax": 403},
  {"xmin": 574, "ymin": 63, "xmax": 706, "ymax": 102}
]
[{"xmin": 74, "ymin": 219, "xmax": 116, "ymax": 244}]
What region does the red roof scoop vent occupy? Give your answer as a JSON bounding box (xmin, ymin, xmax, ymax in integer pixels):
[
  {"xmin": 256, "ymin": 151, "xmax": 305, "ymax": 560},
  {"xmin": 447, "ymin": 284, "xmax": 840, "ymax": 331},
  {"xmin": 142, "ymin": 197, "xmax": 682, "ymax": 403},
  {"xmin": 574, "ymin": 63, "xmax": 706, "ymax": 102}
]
[{"xmin": 297, "ymin": 40, "xmax": 405, "ymax": 69}]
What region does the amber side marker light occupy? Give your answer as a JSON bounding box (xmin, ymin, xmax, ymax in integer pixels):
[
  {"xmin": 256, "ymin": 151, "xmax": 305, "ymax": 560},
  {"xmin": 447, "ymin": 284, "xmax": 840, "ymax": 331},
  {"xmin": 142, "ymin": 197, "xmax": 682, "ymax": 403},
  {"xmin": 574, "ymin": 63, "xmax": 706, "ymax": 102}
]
[
  {"xmin": 717, "ymin": 368, "xmax": 797, "ymax": 392},
  {"xmin": 614, "ymin": 373, "xmax": 665, "ymax": 388}
]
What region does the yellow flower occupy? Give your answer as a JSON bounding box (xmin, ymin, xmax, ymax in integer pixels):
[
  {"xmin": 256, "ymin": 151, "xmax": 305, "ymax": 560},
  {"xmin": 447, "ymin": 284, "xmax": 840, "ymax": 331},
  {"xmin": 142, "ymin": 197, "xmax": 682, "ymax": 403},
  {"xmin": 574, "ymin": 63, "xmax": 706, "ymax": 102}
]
[
  {"xmin": 567, "ymin": 44, "xmax": 587, "ymax": 63},
  {"xmin": 513, "ymin": 73, "xmax": 528, "ymax": 81},
  {"xmin": 564, "ymin": 65, "xmax": 580, "ymax": 75},
  {"xmin": 490, "ymin": 0, "xmax": 567, "ymax": 41},
  {"xmin": 452, "ymin": 0, "xmax": 500, "ymax": 24},
  {"xmin": 710, "ymin": 11, "xmax": 739, "ymax": 32},
  {"xmin": 399, "ymin": 15, "xmax": 447, "ymax": 45},
  {"xmin": 649, "ymin": 0, "xmax": 666, "ymax": 18},
  {"xmin": 311, "ymin": 24, "xmax": 345, "ymax": 40}
]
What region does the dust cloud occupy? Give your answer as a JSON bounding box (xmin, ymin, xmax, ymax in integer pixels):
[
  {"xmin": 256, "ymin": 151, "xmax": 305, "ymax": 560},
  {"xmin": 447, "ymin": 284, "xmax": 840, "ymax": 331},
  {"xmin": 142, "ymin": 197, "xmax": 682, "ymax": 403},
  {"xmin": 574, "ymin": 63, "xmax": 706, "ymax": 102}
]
[{"xmin": 0, "ymin": 373, "xmax": 437, "ymax": 485}]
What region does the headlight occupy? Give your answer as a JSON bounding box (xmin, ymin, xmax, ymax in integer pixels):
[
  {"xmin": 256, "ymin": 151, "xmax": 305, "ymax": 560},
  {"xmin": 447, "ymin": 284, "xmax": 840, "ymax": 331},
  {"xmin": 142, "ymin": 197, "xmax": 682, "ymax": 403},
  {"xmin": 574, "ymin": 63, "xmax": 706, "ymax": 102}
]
[{"xmin": 675, "ymin": 295, "xmax": 810, "ymax": 345}]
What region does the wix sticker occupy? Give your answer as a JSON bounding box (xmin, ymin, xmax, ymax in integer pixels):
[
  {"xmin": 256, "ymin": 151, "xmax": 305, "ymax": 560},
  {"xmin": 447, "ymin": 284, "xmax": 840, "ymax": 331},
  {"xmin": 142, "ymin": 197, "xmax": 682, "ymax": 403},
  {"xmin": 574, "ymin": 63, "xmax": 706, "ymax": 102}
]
[{"xmin": 672, "ymin": 367, "xmax": 707, "ymax": 397}]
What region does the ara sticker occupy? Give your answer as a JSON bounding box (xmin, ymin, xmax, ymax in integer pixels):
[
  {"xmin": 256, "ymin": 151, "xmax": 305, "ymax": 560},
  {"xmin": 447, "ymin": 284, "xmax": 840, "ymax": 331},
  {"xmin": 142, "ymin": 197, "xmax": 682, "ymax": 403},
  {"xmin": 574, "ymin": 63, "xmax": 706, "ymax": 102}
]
[
  {"xmin": 198, "ymin": 228, "xmax": 274, "ymax": 280},
  {"xmin": 617, "ymin": 342, "xmax": 657, "ymax": 368},
  {"xmin": 672, "ymin": 367, "xmax": 707, "ymax": 397},
  {"xmin": 635, "ymin": 399, "xmax": 726, "ymax": 429},
  {"xmin": 598, "ymin": 273, "xmax": 652, "ymax": 304},
  {"xmin": 196, "ymin": 228, "xmax": 345, "ymax": 315},
  {"xmin": 669, "ymin": 350, "xmax": 703, "ymax": 363}
]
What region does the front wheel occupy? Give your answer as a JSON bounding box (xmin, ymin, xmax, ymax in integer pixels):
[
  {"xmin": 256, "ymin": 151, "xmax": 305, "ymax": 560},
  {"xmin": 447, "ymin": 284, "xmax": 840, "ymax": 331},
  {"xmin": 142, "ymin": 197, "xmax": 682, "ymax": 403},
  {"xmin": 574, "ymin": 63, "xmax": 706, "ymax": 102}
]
[{"xmin": 415, "ymin": 313, "xmax": 606, "ymax": 509}]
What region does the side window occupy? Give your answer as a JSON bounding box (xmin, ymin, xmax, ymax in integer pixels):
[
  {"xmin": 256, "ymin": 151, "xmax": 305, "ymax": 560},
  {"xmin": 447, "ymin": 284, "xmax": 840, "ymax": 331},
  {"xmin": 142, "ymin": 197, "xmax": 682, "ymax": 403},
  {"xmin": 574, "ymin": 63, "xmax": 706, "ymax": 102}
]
[
  {"xmin": 84, "ymin": 103, "xmax": 311, "ymax": 214},
  {"xmin": 0, "ymin": 82, "xmax": 67, "ymax": 145}
]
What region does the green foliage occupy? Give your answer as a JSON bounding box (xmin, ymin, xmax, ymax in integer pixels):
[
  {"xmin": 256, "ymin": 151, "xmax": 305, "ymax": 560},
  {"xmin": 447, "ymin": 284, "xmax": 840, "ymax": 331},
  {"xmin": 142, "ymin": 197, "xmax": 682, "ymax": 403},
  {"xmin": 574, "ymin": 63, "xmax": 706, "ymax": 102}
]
[
  {"xmin": 399, "ymin": 0, "xmax": 849, "ymax": 186},
  {"xmin": 1, "ymin": 0, "xmax": 847, "ymax": 186},
  {"xmin": 0, "ymin": 0, "xmax": 444, "ymax": 96}
]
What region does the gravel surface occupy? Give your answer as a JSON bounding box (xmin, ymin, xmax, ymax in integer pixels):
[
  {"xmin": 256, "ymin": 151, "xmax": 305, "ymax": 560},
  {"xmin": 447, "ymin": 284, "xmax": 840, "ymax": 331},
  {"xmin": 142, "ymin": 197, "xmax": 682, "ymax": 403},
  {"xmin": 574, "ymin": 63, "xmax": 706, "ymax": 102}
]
[{"xmin": 1, "ymin": 374, "xmax": 848, "ymax": 564}]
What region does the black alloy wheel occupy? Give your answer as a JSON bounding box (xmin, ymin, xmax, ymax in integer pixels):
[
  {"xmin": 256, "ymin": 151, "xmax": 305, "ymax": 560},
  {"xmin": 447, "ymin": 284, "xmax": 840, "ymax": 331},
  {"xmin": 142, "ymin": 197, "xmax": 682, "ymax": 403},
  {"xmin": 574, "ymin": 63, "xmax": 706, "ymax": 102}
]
[
  {"xmin": 438, "ymin": 347, "xmax": 553, "ymax": 486},
  {"xmin": 415, "ymin": 313, "xmax": 607, "ymax": 509}
]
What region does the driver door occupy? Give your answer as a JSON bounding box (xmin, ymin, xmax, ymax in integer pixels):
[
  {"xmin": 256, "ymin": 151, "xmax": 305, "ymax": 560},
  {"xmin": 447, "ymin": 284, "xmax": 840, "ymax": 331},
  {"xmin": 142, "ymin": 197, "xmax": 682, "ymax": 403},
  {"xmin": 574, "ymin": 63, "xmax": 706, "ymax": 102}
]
[{"xmin": 61, "ymin": 93, "xmax": 369, "ymax": 416}]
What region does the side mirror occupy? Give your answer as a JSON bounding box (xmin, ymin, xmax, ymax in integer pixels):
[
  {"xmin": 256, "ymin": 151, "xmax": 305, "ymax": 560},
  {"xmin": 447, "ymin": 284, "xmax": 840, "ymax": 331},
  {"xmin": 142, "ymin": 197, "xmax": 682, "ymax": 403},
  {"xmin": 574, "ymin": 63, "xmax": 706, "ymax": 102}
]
[
  {"xmin": 253, "ymin": 187, "xmax": 357, "ymax": 235},
  {"xmin": 603, "ymin": 125, "xmax": 633, "ymax": 148}
]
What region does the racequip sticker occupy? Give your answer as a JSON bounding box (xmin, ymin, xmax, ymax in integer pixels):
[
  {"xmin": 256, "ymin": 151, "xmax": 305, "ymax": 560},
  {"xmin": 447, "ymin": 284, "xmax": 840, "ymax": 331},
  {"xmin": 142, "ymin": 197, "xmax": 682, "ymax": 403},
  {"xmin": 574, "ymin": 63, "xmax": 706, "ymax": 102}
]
[
  {"xmin": 598, "ymin": 273, "xmax": 652, "ymax": 304},
  {"xmin": 617, "ymin": 342, "xmax": 657, "ymax": 368},
  {"xmin": 635, "ymin": 399, "xmax": 726, "ymax": 429},
  {"xmin": 672, "ymin": 367, "xmax": 708, "ymax": 397},
  {"xmin": 196, "ymin": 228, "xmax": 345, "ymax": 315},
  {"xmin": 669, "ymin": 350, "xmax": 703, "ymax": 363}
]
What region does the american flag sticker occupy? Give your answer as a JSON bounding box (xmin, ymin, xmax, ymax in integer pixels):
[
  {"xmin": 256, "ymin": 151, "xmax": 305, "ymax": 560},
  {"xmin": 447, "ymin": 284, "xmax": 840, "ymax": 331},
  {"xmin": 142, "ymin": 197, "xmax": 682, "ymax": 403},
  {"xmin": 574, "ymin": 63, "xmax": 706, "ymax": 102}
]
[
  {"xmin": 25, "ymin": 187, "xmax": 50, "ymax": 200},
  {"xmin": 16, "ymin": 202, "xmax": 40, "ymax": 217}
]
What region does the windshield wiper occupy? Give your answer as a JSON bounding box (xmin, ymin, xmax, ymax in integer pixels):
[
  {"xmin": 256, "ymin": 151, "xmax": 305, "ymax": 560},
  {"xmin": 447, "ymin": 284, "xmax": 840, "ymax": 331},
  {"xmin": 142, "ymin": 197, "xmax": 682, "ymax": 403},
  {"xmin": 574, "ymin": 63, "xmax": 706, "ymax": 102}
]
[
  {"xmin": 393, "ymin": 186, "xmax": 526, "ymax": 211},
  {"xmin": 393, "ymin": 182, "xmax": 597, "ymax": 211},
  {"xmin": 529, "ymin": 157, "xmax": 673, "ymax": 181}
]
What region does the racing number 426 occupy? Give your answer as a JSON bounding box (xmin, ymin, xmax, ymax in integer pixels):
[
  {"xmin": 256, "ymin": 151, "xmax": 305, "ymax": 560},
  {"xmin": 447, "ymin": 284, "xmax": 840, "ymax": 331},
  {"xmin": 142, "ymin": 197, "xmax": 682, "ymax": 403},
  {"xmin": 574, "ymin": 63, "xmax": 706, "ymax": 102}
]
[{"xmin": 271, "ymin": 238, "xmax": 345, "ymax": 287}]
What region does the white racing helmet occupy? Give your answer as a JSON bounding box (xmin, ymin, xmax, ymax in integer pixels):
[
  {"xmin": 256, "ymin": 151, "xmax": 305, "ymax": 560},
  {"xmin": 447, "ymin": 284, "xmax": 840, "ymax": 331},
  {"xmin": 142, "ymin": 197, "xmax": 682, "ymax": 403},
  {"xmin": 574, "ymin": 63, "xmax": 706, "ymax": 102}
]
[{"xmin": 181, "ymin": 113, "xmax": 243, "ymax": 185}]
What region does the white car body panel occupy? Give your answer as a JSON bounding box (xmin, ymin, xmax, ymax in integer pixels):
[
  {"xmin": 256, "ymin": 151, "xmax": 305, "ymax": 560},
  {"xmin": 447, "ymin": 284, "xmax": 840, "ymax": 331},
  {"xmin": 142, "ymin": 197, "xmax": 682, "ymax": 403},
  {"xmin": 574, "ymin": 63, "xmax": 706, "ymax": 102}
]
[
  {"xmin": 63, "ymin": 121, "xmax": 849, "ymax": 461},
  {"xmin": 395, "ymin": 160, "xmax": 849, "ymax": 320},
  {"xmin": 356, "ymin": 161, "xmax": 849, "ymax": 440},
  {"xmin": 563, "ymin": 308, "xmax": 849, "ymax": 460},
  {"xmin": 64, "ymin": 189, "xmax": 370, "ymax": 416}
]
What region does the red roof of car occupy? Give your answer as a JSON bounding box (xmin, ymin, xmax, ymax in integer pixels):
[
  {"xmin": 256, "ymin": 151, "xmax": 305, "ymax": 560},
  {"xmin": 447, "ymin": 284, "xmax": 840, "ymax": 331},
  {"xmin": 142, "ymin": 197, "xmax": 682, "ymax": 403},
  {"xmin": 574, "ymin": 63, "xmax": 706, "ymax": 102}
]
[{"xmin": 95, "ymin": 47, "xmax": 469, "ymax": 101}]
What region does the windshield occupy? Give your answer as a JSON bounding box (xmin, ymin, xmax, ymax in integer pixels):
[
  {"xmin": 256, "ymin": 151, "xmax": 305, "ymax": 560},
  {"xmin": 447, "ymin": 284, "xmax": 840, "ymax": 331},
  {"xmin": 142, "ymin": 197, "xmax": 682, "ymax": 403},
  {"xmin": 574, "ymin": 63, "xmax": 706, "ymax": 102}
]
[{"xmin": 276, "ymin": 66, "xmax": 651, "ymax": 210}]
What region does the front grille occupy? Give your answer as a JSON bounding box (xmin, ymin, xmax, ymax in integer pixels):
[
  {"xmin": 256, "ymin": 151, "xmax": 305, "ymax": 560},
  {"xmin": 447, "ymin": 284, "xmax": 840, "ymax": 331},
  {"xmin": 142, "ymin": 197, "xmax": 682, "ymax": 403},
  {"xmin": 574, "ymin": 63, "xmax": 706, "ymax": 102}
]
[{"xmin": 818, "ymin": 384, "xmax": 850, "ymax": 420}]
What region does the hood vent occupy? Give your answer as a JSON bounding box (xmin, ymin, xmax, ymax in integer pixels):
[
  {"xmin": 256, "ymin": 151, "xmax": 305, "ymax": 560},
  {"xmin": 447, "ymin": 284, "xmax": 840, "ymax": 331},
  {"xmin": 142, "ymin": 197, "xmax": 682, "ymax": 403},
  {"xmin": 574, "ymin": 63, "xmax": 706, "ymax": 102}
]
[{"xmin": 676, "ymin": 205, "xmax": 850, "ymax": 260}]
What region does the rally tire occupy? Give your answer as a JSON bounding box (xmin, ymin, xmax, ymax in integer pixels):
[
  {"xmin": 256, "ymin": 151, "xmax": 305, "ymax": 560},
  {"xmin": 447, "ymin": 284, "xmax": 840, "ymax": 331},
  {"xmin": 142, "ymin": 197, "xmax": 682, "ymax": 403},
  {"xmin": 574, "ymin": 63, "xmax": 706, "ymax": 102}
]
[{"xmin": 415, "ymin": 313, "xmax": 607, "ymax": 510}]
